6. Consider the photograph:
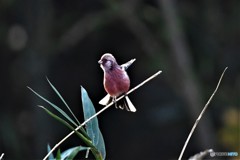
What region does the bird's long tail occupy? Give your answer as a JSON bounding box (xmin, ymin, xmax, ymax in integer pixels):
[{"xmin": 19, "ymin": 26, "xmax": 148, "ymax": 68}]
[
  {"xmin": 119, "ymin": 96, "xmax": 136, "ymax": 112},
  {"xmin": 99, "ymin": 94, "xmax": 136, "ymax": 112}
]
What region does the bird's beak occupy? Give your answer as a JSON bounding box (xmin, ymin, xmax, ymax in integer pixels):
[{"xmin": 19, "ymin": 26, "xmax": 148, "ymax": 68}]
[{"xmin": 98, "ymin": 60, "xmax": 103, "ymax": 64}]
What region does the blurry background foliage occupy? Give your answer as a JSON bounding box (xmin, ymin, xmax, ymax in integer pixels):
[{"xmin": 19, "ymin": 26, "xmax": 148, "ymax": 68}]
[{"xmin": 0, "ymin": 0, "xmax": 239, "ymax": 159}]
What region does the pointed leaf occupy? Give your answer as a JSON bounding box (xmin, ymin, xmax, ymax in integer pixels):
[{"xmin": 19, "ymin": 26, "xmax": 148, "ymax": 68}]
[
  {"xmin": 47, "ymin": 144, "xmax": 55, "ymax": 160},
  {"xmin": 38, "ymin": 105, "xmax": 91, "ymax": 143},
  {"xmin": 60, "ymin": 146, "xmax": 88, "ymax": 160},
  {"xmin": 46, "ymin": 78, "xmax": 81, "ymax": 126},
  {"xmin": 27, "ymin": 86, "xmax": 77, "ymax": 127},
  {"xmin": 81, "ymin": 86, "xmax": 106, "ymax": 159},
  {"xmin": 81, "ymin": 87, "xmax": 99, "ymax": 144},
  {"xmin": 56, "ymin": 149, "xmax": 61, "ymax": 160}
]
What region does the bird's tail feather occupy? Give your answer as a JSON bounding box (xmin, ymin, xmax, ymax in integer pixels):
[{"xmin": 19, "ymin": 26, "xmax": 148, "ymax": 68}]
[
  {"xmin": 99, "ymin": 95, "xmax": 136, "ymax": 112},
  {"xmin": 123, "ymin": 96, "xmax": 137, "ymax": 112}
]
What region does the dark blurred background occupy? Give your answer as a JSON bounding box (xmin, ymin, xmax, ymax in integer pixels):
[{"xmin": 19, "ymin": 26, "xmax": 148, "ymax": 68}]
[{"xmin": 0, "ymin": 0, "xmax": 239, "ymax": 159}]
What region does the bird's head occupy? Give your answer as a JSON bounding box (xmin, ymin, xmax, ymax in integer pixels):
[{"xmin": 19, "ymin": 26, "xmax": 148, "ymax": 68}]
[{"xmin": 98, "ymin": 53, "xmax": 118, "ymax": 71}]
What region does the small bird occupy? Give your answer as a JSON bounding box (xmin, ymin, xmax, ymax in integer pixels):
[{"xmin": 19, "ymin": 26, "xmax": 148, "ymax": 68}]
[{"xmin": 98, "ymin": 53, "xmax": 136, "ymax": 112}]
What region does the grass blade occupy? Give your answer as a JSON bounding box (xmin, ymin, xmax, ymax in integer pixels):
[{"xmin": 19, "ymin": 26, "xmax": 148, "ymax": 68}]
[
  {"xmin": 60, "ymin": 146, "xmax": 89, "ymax": 160},
  {"xmin": 46, "ymin": 77, "xmax": 81, "ymax": 126},
  {"xmin": 47, "ymin": 145, "xmax": 54, "ymax": 160},
  {"xmin": 56, "ymin": 149, "xmax": 61, "ymax": 159},
  {"xmin": 27, "ymin": 86, "xmax": 78, "ymax": 127},
  {"xmin": 38, "ymin": 105, "xmax": 91, "ymax": 142}
]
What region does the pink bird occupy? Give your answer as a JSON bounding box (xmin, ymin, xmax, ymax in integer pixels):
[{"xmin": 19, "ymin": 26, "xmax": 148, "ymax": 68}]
[{"xmin": 98, "ymin": 53, "xmax": 136, "ymax": 112}]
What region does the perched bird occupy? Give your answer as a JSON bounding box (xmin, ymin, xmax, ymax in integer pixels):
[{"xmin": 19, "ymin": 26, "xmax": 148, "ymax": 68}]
[{"xmin": 98, "ymin": 53, "xmax": 136, "ymax": 112}]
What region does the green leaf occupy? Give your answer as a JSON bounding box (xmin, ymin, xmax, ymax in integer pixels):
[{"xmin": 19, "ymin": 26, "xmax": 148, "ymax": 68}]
[
  {"xmin": 38, "ymin": 105, "xmax": 91, "ymax": 144},
  {"xmin": 81, "ymin": 86, "xmax": 106, "ymax": 159},
  {"xmin": 56, "ymin": 149, "xmax": 61, "ymax": 160},
  {"xmin": 27, "ymin": 86, "xmax": 78, "ymax": 127},
  {"xmin": 47, "ymin": 144, "xmax": 55, "ymax": 160},
  {"xmin": 60, "ymin": 146, "xmax": 89, "ymax": 160},
  {"xmin": 46, "ymin": 77, "xmax": 81, "ymax": 126}
]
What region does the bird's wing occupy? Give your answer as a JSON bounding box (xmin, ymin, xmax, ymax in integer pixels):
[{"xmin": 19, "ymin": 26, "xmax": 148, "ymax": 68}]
[{"xmin": 120, "ymin": 58, "xmax": 136, "ymax": 70}]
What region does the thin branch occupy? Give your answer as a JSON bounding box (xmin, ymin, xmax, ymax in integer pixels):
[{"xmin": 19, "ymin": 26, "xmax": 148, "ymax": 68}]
[
  {"xmin": 0, "ymin": 153, "xmax": 4, "ymax": 160},
  {"xmin": 43, "ymin": 70, "xmax": 162, "ymax": 160},
  {"xmin": 188, "ymin": 149, "xmax": 214, "ymax": 160},
  {"xmin": 178, "ymin": 67, "xmax": 228, "ymax": 160}
]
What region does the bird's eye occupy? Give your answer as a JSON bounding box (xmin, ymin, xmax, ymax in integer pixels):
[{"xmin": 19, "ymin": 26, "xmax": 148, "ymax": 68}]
[{"xmin": 104, "ymin": 60, "xmax": 112, "ymax": 68}]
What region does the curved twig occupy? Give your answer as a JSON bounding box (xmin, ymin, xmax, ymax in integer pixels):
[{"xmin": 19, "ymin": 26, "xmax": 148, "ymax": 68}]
[{"xmin": 178, "ymin": 67, "xmax": 228, "ymax": 160}]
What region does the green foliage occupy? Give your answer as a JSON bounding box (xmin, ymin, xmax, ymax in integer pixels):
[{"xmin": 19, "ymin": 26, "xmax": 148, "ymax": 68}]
[
  {"xmin": 46, "ymin": 77, "xmax": 81, "ymax": 126},
  {"xmin": 56, "ymin": 149, "xmax": 61, "ymax": 160},
  {"xmin": 28, "ymin": 78, "xmax": 106, "ymax": 160},
  {"xmin": 48, "ymin": 145, "xmax": 89, "ymax": 160},
  {"xmin": 27, "ymin": 86, "xmax": 78, "ymax": 127},
  {"xmin": 60, "ymin": 146, "xmax": 89, "ymax": 160},
  {"xmin": 81, "ymin": 87, "xmax": 106, "ymax": 159},
  {"xmin": 47, "ymin": 145, "xmax": 54, "ymax": 160}
]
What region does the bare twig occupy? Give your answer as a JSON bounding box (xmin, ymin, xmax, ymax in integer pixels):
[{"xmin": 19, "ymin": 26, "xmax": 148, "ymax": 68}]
[
  {"xmin": 178, "ymin": 67, "xmax": 228, "ymax": 160},
  {"xmin": 43, "ymin": 70, "xmax": 162, "ymax": 160},
  {"xmin": 0, "ymin": 153, "xmax": 4, "ymax": 160},
  {"xmin": 188, "ymin": 149, "xmax": 214, "ymax": 160}
]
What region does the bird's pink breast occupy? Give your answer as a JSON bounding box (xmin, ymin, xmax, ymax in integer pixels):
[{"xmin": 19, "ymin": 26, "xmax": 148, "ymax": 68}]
[{"xmin": 104, "ymin": 68, "xmax": 130, "ymax": 97}]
